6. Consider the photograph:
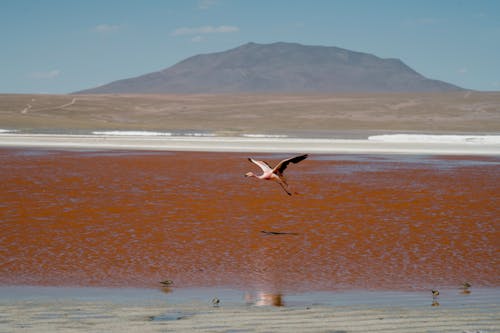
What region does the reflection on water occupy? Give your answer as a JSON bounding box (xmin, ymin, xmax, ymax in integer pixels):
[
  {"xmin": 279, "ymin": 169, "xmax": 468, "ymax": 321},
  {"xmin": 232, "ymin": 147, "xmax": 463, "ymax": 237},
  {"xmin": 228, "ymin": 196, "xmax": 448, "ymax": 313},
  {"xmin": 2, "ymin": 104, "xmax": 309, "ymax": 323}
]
[
  {"xmin": 0, "ymin": 149, "xmax": 499, "ymax": 294},
  {"xmin": 160, "ymin": 286, "xmax": 173, "ymax": 294},
  {"xmin": 245, "ymin": 291, "xmax": 284, "ymax": 307}
]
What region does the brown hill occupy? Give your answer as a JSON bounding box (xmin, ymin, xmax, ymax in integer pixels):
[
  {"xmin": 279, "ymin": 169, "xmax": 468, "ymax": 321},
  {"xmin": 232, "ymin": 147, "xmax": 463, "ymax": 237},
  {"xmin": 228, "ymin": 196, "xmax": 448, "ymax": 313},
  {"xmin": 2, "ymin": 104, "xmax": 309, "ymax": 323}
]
[{"xmin": 75, "ymin": 42, "xmax": 464, "ymax": 94}]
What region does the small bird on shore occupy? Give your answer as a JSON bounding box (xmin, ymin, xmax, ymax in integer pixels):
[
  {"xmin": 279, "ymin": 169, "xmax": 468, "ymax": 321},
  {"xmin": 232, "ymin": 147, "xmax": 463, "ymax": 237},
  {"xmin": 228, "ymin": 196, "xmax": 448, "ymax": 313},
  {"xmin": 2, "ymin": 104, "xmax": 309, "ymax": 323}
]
[
  {"xmin": 160, "ymin": 279, "xmax": 173, "ymax": 286},
  {"xmin": 212, "ymin": 297, "xmax": 220, "ymax": 307},
  {"xmin": 431, "ymin": 289, "xmax": 440, "ymax": 298},
  {"xmin": 245, "ymin": 154, "xmax": 308, "ymax": 195},
  {"xmin": 461, "ymin": 282, "xmax": 472, "ymax": 294}
]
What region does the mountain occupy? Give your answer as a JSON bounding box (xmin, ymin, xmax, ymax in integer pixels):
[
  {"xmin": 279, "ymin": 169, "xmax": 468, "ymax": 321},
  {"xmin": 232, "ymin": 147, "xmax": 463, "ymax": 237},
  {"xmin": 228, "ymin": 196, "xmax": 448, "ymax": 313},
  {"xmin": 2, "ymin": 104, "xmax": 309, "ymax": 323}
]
[{"xmin": 75, "ymin": 42, "xmax": 464, "ymax": 94}]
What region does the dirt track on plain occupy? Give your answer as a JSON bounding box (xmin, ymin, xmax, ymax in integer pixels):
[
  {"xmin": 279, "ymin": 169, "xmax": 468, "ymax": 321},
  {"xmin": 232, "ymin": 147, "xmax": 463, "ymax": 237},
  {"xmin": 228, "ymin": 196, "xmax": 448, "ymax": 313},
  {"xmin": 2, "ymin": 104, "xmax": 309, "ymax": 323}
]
[{"xmin": 1, "ymin": 92, "xmax": 499, "ymax": 134}]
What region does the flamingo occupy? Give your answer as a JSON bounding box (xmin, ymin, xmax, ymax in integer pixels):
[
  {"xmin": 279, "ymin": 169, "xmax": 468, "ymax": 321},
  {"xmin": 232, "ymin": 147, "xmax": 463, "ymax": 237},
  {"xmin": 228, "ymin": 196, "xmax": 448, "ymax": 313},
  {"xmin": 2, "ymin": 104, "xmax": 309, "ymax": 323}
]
[{"xmin": 245, "ymin": 154, "xmax": 308, "ymax": 195}]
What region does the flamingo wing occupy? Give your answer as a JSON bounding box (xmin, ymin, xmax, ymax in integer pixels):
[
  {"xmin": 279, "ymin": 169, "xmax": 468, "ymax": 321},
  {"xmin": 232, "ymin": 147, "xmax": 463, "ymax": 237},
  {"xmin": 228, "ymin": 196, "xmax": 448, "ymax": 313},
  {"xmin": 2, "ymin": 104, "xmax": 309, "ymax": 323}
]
[
  {"xmin": 248, "ymin": 158, "xmax": 273, "ymax": 173},
  {"xmin": 273, "ymin": 154, "xmax": 308, "ymax": 175}
]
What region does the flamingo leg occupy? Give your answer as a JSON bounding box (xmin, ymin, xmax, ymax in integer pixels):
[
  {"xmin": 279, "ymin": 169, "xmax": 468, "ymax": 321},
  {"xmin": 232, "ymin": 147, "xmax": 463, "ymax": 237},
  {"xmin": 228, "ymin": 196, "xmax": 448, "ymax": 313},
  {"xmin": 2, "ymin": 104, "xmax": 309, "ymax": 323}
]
[{"xmin": 277, "ymin": 181, "xmax": 292, "ymax": 196}]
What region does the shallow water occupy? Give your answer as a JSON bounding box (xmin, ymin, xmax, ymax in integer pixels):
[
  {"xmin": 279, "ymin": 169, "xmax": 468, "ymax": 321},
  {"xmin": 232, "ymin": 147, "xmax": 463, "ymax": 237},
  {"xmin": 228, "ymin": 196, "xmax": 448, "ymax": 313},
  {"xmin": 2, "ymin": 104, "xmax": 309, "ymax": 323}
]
[
  {"xmin": 1, "ymin": 285, "xmax": 498, "ymax": 309},
  {"xmin": 0, "ymin": 149, "xmax": 498, "ymax": 293}
]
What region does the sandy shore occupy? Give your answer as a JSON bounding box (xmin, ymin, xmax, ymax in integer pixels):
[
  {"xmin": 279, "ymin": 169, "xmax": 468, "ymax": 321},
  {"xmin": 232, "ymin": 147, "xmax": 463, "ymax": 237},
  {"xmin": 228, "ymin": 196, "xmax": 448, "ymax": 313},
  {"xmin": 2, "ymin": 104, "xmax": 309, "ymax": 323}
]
[
  {"xmin": 1, "ymin": 133, "xmax": 500, "ymax": 155},
  {"xmin": 1, "ymin": 286, "xmax": 498, "ymax": 333}
]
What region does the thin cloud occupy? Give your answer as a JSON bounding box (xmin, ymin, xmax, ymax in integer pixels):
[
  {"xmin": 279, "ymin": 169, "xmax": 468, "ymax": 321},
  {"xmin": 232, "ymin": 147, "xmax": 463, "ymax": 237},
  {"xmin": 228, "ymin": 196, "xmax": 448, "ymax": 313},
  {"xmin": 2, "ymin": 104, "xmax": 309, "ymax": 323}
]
[
  {"xmin": 93, "ymin": 24, "xmax": 121, "ymax": 33},
  {"xmin": 191, "ymin": 36, "xmax": 203, "ymax": 42},
  {"xmin": 458, "ymin": 67, "xmax": 468, "ymax": 74},
  {"xmin": 171, "ymin": 25, "xmax": 239, "ymax": 36},
  {"xmin": 30, "ymin": 69, "xmax": 61, "ymax": 79}
]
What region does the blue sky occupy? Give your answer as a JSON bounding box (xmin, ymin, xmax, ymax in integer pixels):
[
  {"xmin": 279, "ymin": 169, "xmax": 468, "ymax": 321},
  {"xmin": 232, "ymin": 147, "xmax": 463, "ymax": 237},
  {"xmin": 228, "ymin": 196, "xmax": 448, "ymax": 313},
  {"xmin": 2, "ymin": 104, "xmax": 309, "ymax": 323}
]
[{"xmin": 1, "ymin": 0, "xmax": 499, "ymax": 93}]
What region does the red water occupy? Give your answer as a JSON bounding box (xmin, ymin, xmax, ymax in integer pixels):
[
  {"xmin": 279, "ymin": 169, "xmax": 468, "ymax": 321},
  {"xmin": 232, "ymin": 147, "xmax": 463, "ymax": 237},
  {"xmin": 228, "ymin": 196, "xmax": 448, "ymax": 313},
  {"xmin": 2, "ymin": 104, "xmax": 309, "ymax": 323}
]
[{"xmin": 0, "ymin": 149, "xmax": 498, "ymax": 292}]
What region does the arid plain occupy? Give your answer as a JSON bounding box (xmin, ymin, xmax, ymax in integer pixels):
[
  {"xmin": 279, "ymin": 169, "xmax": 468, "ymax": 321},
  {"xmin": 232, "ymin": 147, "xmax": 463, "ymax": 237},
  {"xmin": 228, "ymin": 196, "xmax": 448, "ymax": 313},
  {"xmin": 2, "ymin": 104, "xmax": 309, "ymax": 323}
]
[{"xmin": 1, "ymin": 92, "xmax": 499, "ymax": 135}]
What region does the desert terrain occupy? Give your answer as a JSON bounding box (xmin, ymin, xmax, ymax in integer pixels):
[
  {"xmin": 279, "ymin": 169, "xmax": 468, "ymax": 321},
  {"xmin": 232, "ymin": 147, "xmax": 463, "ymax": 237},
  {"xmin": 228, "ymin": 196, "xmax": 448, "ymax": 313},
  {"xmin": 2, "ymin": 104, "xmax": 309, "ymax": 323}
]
[{"xmin": 1, "ymin": 92, "xmax": 499, "ymax": 135}]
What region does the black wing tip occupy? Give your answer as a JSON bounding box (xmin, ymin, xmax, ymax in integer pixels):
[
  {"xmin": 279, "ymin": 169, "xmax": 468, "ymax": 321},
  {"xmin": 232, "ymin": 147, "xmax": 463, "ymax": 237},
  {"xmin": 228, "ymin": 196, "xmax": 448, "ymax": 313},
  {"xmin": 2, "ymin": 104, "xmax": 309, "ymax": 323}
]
[{"xmin": 291, "ymin": 153, "xmax": 308, "ymax": 163}]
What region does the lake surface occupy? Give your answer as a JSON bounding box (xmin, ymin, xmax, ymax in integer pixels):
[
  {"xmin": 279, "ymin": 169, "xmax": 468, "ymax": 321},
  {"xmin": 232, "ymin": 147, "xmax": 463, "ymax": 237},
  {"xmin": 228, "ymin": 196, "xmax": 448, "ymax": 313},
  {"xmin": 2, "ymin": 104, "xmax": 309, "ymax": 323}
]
[{"xmin": 1, "ymin": 149, "xmax": 498, "ymax": 293}]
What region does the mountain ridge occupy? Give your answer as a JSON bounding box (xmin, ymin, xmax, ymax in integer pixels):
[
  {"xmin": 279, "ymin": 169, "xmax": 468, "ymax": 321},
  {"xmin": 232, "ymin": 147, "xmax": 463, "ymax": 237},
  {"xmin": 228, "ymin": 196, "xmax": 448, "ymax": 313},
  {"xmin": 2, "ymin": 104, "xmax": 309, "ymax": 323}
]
[{"xmin": 75, "ymin": 42, "xmax": 464, "ymax": 94}]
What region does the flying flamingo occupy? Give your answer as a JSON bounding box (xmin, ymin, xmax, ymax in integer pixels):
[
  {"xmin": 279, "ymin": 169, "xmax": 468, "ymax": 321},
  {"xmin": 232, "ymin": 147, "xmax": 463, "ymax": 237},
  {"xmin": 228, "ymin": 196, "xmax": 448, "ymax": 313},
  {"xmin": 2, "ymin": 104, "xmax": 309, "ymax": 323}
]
[{"xmin": 245, "ymin": 154, "xmax": 308, "ymax": 195}]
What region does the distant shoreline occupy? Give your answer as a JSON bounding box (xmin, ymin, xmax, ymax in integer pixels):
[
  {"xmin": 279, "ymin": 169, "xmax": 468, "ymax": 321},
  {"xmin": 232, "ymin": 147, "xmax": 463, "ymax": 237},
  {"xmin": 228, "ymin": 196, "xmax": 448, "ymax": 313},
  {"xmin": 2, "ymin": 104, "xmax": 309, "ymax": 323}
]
[{"xmin": 1, "ymin": 133, "xmax": 499, "ymax": 155}]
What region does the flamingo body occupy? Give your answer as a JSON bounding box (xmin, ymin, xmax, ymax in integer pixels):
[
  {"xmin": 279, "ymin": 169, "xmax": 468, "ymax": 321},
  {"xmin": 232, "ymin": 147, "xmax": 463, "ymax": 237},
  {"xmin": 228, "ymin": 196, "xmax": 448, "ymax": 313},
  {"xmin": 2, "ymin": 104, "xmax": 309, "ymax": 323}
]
[{"xmin": 245, "ymin": 154, "xmax": 308, "ymax": 195}]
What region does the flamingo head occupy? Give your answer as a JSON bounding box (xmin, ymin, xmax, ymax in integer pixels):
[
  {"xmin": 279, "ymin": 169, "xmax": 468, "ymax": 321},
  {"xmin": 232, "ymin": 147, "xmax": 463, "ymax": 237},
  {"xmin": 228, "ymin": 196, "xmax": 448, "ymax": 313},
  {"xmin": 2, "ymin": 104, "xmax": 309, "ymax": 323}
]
[{"xmin": 245, "ymin": 172, "xmax": 255, "ymax": 178}]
